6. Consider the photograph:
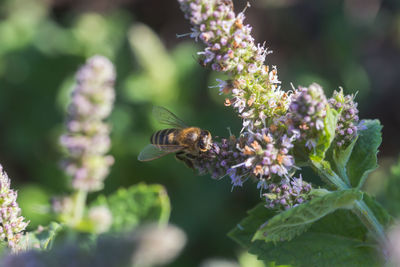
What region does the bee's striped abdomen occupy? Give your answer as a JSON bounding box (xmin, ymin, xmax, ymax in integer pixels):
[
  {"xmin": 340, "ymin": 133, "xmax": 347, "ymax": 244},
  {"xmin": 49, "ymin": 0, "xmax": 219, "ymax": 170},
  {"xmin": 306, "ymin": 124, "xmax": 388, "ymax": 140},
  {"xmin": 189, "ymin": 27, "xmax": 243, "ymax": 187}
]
[{"xmin": 150, "ymin": 129, "xmax": 176, "ymax": 149}]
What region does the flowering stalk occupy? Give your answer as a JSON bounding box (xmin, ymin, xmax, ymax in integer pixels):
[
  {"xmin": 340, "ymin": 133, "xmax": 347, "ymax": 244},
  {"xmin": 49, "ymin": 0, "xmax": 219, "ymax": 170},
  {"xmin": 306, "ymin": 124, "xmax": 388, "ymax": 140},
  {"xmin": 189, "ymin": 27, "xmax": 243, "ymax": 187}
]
[
  {"xmin": 177, "ymin": 1, "xmax": 387, "ymax": 249},
  {"xmin": 264, "ymin": 175, "xmax": 312, "ymax": 210},
  {"xmin": 59, "ymin": 55, "xmax": 115, "ymax": 226},
  {"xmin": 0, "ymin": 164, "xmax": 29, "ymax": 252},
  {"xmin": 287, "ymin": 84, "xmax": 328, "ymax": 150},
  {"xmin": 178, "ymin": 0, "xmax": 288, "ymax": 130},
  {"xmin": 178, "ymin": 0, "xmax": 317, "ymax": 209},
  {"xmin": 328, "ymin": 88, "xmax": 360, "ymax": 148}
]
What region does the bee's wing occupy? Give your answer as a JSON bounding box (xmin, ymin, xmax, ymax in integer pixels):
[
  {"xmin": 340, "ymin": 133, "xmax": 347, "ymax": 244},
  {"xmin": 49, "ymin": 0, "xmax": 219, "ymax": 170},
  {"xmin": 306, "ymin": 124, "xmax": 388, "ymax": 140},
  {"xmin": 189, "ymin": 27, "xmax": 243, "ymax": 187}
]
[
  {"xmin": 138, "ymin": 144, "xmax": 185, "ymax": 162},
  {"xmin": 153, "ymin": 106, "xmax": 188, "ymax": 129}
]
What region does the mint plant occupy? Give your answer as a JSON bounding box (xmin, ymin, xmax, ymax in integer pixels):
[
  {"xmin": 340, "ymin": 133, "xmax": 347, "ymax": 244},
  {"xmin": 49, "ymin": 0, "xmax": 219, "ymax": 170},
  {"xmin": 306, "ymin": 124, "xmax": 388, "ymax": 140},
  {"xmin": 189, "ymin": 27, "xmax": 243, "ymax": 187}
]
[
  {"xmin": 177, "ymin": 0, "xmax": 392, "ymax": 265},
  {"xmin": 57, "ymin": 55, "xmax": 116, "ymax": 229},
  {"xmin": 0, "ymin": 1, "xmax": 396, "ymax": 266},
  {"xmin": 0, "ymin": 56, "xmax": 184, "ymax": 266}
]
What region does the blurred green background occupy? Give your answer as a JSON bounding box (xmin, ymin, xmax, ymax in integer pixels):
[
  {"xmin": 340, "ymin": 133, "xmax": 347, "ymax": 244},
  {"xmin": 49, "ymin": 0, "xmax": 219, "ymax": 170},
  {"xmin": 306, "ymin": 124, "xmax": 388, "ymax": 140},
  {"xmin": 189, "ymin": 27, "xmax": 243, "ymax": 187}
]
[{"xmin": 1, "ymin": 0, "xmax": 400, "ymax": 266}]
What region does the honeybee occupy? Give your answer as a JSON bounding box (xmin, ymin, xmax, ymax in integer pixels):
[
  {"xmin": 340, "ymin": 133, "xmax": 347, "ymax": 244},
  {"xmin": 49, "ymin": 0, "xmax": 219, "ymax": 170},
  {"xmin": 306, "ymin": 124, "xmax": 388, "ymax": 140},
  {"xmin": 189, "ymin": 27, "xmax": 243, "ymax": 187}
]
[{"xmin": 138, "ymin": 106, "xmax": 212, "ymax": 169}]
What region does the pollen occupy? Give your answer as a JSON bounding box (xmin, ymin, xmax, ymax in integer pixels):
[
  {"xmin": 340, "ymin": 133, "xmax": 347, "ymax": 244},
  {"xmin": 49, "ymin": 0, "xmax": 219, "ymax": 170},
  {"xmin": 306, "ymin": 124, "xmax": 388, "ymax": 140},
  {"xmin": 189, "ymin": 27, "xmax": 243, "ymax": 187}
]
[
  {"xmin": 263, "ymin": 134, "xmax": 271, "ymax": 143},
  {"xmin": 247, "ymin": 94, "xmax": 256, "ymax": 107},
  {"xmin": 224, "ymin": 98, "xmax": 232, "ymax": 106},
  {"xmin": 299, "ymin": 123, "xmax": 309, "ymax": 130},
  {"xmin": 269, "ymin": 124, "xmax": 278, "ymax": 133},
  {"xmin": 277, "ymin": 154, "xmax": 283, "ymax": 165},
  {"xmin": 233, "ymin": 79, "xmax": 241, "ymax": 88},
  {"xmin": 234, "ymin": 19, "xmax": 243, "ymax": 29},
  {"xmin": 253, "ymin": 164, "xmax": 263, "ymax": 176},
  {"xmin": 250, "ymin": 140, "xmax": 261, "ymax": 151},
  {"xmin": 228, "ymin": 50, "xmax": 234, "ymax": 59},
  {"xmin": 243, "ymin": 145, "xmax": 254, "ymax": 155},
  {"xmin": 201, "ymin": 32, "xmax": 212, "ymax": 42}
]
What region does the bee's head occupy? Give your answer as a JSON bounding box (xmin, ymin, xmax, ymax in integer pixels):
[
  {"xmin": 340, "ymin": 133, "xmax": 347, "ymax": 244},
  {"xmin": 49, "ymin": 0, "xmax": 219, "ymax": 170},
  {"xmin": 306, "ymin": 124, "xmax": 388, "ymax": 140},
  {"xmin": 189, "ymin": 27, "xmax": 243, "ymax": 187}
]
[{"xmin": 198, "ymin": 130, "xmax": 212, "ymax": 152}]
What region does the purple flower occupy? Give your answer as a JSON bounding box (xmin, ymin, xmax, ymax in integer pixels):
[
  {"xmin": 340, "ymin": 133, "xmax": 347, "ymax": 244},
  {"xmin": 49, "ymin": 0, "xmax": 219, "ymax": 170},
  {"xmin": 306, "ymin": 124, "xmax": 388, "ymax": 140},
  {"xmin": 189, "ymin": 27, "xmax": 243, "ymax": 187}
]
[
  {"xmin": 88, "ymin": 206, "xmax": 113, "ymax": 234},
  {"xmin": 60, "ymin": 55, "xmax": 116, "ymax": 192},
  {"xmin": 191, "ymin": 127, "xmax": 298, "ymax": 190},
  {"xmin": 263, "ymin": 174, "xmax": 313, "ymax": 211},
  {"xmin": 177, "ymin": 0, "xmax": 286, "ymax": 133},
  {"xmin": 328, "ymin": 89, "xmax": 360, "ymax": 148},
  {"xmin": 0, "ymin": 164, "xmax": 28, "ymax": 252},
  {"xmin": 287, "ymin": 83, "xmax": 328, "ymax": 149},
  {"xmin": 177, "ymin": 1, "xmax": 336, "ymax": 212}
]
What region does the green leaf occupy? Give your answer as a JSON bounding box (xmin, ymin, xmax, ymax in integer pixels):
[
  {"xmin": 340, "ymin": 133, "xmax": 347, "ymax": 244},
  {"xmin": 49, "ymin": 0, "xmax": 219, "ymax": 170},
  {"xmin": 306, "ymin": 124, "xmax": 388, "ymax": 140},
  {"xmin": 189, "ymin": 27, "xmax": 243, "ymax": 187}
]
[
  {"xmin": 21, "ymin": 222, "xmax": 62, "ymax": 251},
  {"xmin": 249, "ymin": 232, "xmax": 379, "ymax": 267},
  {"xmin": 92, "ymin": 183, "xmax": 171, "ymax": 232},
  {"xmin": 230, "ymin": 204, "xmax": 382, "ymax": 267},
  {"xmin": 332, "ymin": 136, "xmax": 357, "ymax": 171},
  {"xmin": 239, "ymin": 252, "xmax": 282, "ymax": 267},
  {"xmin": 330, "ymin": 136, "xmax": 358, "ymax": 184},
  {"xmin": 313, "ymin": 107, "xmax": 339, "ymax": 160},
  {"xmin": 382, "ymin": 158, "xmax": 400, "ymax": 216},
  {"xmin": 252, "ymin": 189, "xmax": 363, "ymax": 242},
  {"xmin": 229, "ymin": 204, "xmax": 276, "ymax": 248},
  {"xmin": 347, "ymin": 120, "xmax": 382, "ymax": 188}
]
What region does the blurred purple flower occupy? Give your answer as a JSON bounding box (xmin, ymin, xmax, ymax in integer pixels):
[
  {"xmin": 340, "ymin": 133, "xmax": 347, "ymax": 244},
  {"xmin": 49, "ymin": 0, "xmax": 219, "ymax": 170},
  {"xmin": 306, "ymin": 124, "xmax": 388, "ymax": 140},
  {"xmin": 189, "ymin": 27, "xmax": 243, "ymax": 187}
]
[{"xmin": 60, "ymin": 55, "xmax": 116, "ymax": 192}]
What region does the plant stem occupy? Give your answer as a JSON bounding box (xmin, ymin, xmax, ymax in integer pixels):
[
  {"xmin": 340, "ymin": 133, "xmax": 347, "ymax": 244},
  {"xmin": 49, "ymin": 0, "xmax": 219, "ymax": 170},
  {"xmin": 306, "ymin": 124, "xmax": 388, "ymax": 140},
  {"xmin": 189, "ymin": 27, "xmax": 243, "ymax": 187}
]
[
  {"xmin": 310, "ymin": 159, "xmax": 348, "ymax": 189},
  {"xmin": 71, "ymin": 189, "xmax": 87, "ymax": 226},
  {"xmin": 311, "ymin": 161, "xmax": 387, "ymax": 249},
  {"xmin": 353, "ymin": 200, "xmax": 387, "ymax": 249}
]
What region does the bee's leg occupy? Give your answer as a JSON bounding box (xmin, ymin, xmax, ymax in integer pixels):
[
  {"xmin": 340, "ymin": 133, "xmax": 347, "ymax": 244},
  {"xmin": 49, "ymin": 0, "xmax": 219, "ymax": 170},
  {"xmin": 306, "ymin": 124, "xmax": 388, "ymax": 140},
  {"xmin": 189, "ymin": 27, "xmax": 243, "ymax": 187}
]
[
  {"xmin": 185, "ymin": 153, "xmax": 196, "ymax": 160},
  {"xmin": 183, "ymin": 153, "xmax": 196, "ymax": 170},
  {"xmin": 175, "ymin": 152, "xmax": 194, "ymax": 169},
  {"xmin": 175, "ymin": 151, "xmax": 185, "ymax": 161}
]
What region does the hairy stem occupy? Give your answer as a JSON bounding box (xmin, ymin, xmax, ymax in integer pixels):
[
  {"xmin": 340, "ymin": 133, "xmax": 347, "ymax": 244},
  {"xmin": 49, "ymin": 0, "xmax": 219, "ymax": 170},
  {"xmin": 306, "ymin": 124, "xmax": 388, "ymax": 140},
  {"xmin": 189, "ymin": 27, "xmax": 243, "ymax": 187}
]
[
  {"xmin": 309, "ymin": 159, "xmax": 349, "ymax": 189},
  {"xmin": 353, "ymin": 200, "xmax": 388, "ymax": 257}
]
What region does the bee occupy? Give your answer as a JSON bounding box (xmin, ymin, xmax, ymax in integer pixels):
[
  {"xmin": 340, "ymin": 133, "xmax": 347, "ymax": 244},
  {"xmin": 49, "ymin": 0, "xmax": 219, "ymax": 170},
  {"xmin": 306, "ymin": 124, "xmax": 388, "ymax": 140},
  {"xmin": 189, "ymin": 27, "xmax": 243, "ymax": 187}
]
[{"xmin": 138, "ymin": 106, "xmax": 212, "ymax": 169}]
